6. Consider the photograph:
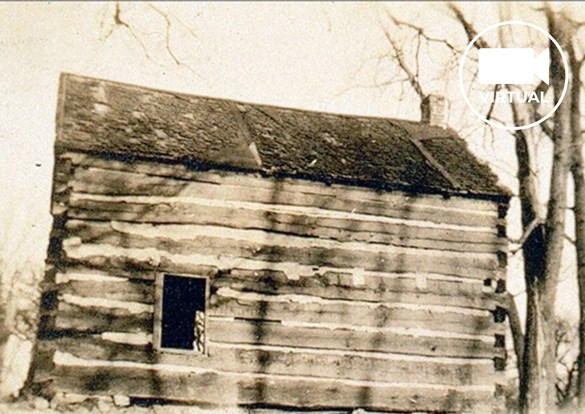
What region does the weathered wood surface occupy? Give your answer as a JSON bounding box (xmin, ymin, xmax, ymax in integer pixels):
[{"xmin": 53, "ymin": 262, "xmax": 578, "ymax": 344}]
[
  {"xmin": 62, "ymin": 152, "xmax": 500, "ymax": 213},
  {"xmin": 41, "ymin": 359, "xmax": 494, "ymax": 412},
  {"xmin": 56, "ymin": 264, "xmax": 216, "ymax": 282},
  {"xmin": 54, "ymin": 302, "xmax": 152, "ymax": 333},
  {"xmin": 63, "ymin": 220, "xmax": 499, "ymax": 279},
  {"xmin": 51, "ymin": 286, "xmax": 502, "ymax": 337},
  {"xmin": 63, "ymin": 243, "xmax": 501, "ymax": 281},
  {"xmin": 212, "ymin": 269, "xmax": 505, "ymax": 310},
  {"xmin": 67, "ymin": 195, "xmax": 505, "ymax": 253},
  {"xmin": 209, "ymin": 294, "xmax": 503, "ymax": 336},
  {"xmin": 62, "ymin": 241, "xmax": 500, "ymax": 283},
  {"xmin": 63, "ymin": 218, "xmax": 498, "ymax": 258},
  {"xmin": 68, "ymin": 166, "xmax": 500, "ymax": 228},
  {"xmin": 208, "ymin": 319, "xmax": 503, "ymax": 359},
  {"xmin": 37, "ymin": 337, "xmax": 497, "ymax": 386},
  {"xmin": 50, "ymin": 301, "xmax": 501, "ymax": 359},
  {"xmin": 39, "ymin": 152, "xmax": 506, "ymax": 412},
  {"xmin": 53, "ymin": 267, "xmax": 504, "ymax": 311},
  {"xmin": 57, "ymin": 279, "xmax": 154, "ymax": 304}
]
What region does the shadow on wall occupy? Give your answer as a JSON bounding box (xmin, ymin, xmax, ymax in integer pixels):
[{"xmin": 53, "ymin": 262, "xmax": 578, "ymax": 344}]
[{"xmin": 22, "ymin": 151, "xmax": 494, "ymax": 411}]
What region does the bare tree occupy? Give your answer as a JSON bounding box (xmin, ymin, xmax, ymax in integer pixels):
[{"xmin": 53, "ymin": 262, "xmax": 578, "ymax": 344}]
[
  {"xmin": 569, "ymin": 28, "xmax": 585, "ymax": 411},
  {"xmin": 375, "ymin": 3, "xmax": 580, "ymax": 413}
]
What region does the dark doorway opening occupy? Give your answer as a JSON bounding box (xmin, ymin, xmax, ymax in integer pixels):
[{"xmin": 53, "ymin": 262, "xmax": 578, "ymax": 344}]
[{"xmin": 160, "ymin": 275, "xmax": 206, "ymax": 351}]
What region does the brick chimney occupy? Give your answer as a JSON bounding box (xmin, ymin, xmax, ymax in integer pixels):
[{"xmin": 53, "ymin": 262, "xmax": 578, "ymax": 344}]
[{"xmin": 420, "ymin": 94, "xmax": 446, "ymax": 128}]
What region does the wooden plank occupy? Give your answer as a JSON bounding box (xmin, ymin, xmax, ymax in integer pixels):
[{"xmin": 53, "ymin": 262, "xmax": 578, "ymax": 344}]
[
  {"xmin": 236, "ymin": 374, "xmax": 494, "ymax": 413},
  {"xmin": 56, "ymin": 281, "xmax": 505, "ymax": 335},
  {"xmin": 48, "ymin": 304, "xmax": 501, "ymax": 359},
  {"xmin": 53, "ymin": 267, "xmax": 503, "ymax": 312},
  {"xmin": 211, "ymin": 270, "xmax": 505, "ymax": 311},
  {"xmin": 69, "ymin": 167, "xmax": 499, "ymax": 228},
  {"xmin": 58, "ymin": 264, "xmax": 217, "ymax": 282},
  {"xmin": 209, "ymin": 294, "xmax": 501, "ymax": 336},
  {"xmin": 65, "ymin": 152, "xmax": 499, "ymax": 214},
  {"xmin": 62, "ymin": 242, "xmax": 498, "ymax": 282},
  {"xmin": 60, "ymin": 252, "xmax": 221, "ymax": 282},
  {"xmin": 64, "ymin": 239, "xmax": 498, "ymax": 281},
  {"xmin": 40, "ymin": 336, "xmax": 497, "ymax": 386},
  {"xmin": 47, "ymin": 363, "xmax": 237, "ymax": 406},
  {"xmin": 208, "ymin": 319, "xmax": 502, "ymax": 359},
  {"xmin": 68, "ymin": 196, "xmax": 505, "ymax": 252},
  {"xmin": 87, "ymin": 220, "xmax": 497, "ymax": 266},
  {"xmin": 64, "ymin": 221, "xmax": 499, "ymax": 279},
  {"xmin": 44, "ymin": 363, "xmax": 494, "ymax": 412},
  {"xmin": 54, "ymin": 302, "xmax": 152, "ymax": 333},
  {"xmin": 56, "ymin": 279, "xmax": 154, "ymax": 304},
  {"xmin": 59, "ymin": 265, "xmax": 495, "ymax": 300}
]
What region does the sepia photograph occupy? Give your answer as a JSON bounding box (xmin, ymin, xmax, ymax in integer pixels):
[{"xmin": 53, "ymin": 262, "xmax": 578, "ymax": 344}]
[{"xmin": 1, "ymin": 2, "xmax": 584, "ymax": 413}]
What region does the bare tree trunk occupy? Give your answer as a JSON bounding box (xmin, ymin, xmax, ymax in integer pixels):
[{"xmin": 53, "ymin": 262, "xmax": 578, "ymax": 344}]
[
  {"xmin": 517, "ymin": 129, "xmax": 547, "ymax": 412},
  {"xmin": 569, "ymin": 47, "xmax": 585, "ymax": 408},
  {"xmin": 519, "ymin": 10, "xmax": 574, "ymax": 413},
  {"xmin": 541, "ymin": 11, "xmax": 573, "ymax": 412}
]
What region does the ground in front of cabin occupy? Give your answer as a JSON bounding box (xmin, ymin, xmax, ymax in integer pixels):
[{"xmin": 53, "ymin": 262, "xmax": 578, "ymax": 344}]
[{"xmin": 0, "ymin": 396, "xmax": 264, "ymax": 414}]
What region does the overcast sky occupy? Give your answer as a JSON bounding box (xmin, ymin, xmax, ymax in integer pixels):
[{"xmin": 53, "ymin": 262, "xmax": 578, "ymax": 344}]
[{"xmin": 1, "ymin": 2, "xmax": 582, "ymax": 319}]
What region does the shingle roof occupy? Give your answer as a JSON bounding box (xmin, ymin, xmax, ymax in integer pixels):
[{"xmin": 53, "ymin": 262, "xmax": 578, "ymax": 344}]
[{"xmin": 56, "ymin": 73, "xmax": 509, "ymax": 200}]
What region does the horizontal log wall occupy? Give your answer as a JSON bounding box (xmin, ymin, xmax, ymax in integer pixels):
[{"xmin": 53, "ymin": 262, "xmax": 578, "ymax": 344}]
[{"xmin": 36, "ymin": 152, "xmax": 508, "ymax": 413}]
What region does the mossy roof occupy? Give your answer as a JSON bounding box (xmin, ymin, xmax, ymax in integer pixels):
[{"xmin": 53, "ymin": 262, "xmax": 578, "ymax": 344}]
[{"xmin": 56, "ymin": 73, "xmax": 509, "ymax": 201}]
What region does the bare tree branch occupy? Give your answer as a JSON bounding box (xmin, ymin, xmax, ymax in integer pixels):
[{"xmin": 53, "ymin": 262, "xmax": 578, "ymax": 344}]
[
  {"xmin": 101, "ymin": 2, "xmax": 204, "ymax": 80},
  {"xmin": 147, "ymin": 3, "xmax": 204, "ymax": 79},
  {"xmin": 510, "ymin": 217, "xmax": 545, "ymax": 254},
  {"xmin": 380, "ymin": 21, "xmax": 425, "ymax": 100},
  {"xmin": 447, "ymin": 3, "xmax": 490, "ymax": 49},
  {"xmin": 107, "ymin": 2, "xmax": 154, "ymax": 62},
  {"xmin": 387, "ymin": 15, "xmax": 463, "ymax": 54}
]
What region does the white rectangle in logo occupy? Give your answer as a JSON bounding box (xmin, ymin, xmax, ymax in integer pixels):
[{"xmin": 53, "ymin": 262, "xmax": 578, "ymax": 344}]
[{"xmin": 478, "ymin": 48, "xmax": 549, "ymax": 85}]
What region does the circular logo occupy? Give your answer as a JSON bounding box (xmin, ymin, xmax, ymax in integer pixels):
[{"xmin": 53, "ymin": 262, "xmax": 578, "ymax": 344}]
[{"xmin": 459, "ymin": 20, "xmax": 568, "ymax": 131}]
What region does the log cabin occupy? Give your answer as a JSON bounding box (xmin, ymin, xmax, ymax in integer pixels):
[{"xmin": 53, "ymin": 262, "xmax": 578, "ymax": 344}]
[{"xmin": 34, "ymin": 73, "xmax": 510, "ymax": 413}]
